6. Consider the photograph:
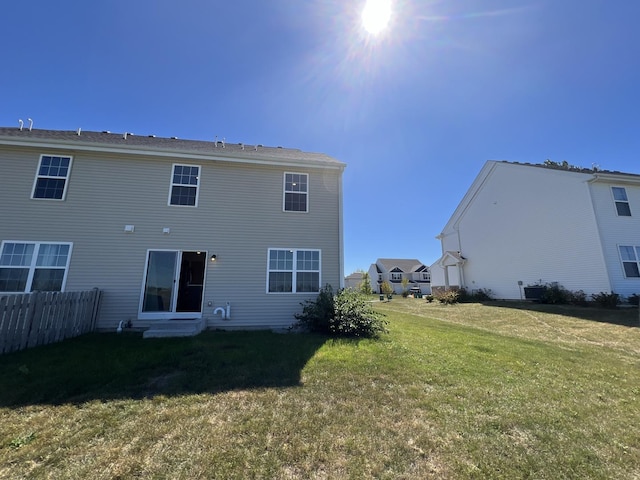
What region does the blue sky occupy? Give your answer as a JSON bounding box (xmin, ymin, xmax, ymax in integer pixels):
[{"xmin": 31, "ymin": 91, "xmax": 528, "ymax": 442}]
[{"xmin": 2, "ymin": 0, "xmax": 639, "ymax": 276}]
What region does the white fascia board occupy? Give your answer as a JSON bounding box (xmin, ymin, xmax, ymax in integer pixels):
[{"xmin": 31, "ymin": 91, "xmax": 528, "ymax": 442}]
[
  {"xmin": 440, "ymin": 160, "xmax": 499, "ymax": 234},
  {"xmin": 588, "ymin": 173, "xmax": 640, "ymax": 186}
]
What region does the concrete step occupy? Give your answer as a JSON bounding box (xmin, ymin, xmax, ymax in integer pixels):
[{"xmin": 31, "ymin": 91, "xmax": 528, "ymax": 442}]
[{"xmin": 143, "ymin": 319, "xmax": 203, "ymax": 339}]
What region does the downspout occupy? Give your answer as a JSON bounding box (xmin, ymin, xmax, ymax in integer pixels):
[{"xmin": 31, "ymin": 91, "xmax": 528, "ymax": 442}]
[{"xmin": 338, "ymin": 166, "xmax": 345, "ymax": 289}]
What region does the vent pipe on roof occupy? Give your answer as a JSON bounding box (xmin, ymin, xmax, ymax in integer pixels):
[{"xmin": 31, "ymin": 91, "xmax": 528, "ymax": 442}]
[
  {"xmin": 214, "ymin": 135, "xmax": 218, "ymax": 147},
  {"xmin": 254, "ymin": 145, "xmax": 258, "ymax": 151},
  {"xmin": 123, "ymin": 132, "xmax": 128, "ymax": 140},
  {"xmin": 240, "ymin": 143, "xmax": 244, "ymax": 150},
  {"xmin": 77, "ymin": 128, "xmax": 81, "ymax": 136},
  {"xmin": 18, "ymin": 119, "xmax": 23, "ymax": 131},
  {"xmin": 222, "ymin": 138, "xmax": 225, "ymax": 148},
  {"xmin": 28, "ymin": 118, "xmax": 33, "ymax": 131}
]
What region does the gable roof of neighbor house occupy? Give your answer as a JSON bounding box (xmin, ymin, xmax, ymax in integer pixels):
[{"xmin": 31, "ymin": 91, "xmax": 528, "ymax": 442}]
[
  {"xmin": 345, "ymin": 272, "xmax": 364, "ymax": 281},
  {"xmin": 0, "ymin": 127, "xmax": 346, "ymax": 170},
  {"xmin": 437, "ymin": 160, "xmax": 640, "ymax": 237},
  {"xmin": 376, "ymin": 258, "xmax": 428, "ymax": 273}
]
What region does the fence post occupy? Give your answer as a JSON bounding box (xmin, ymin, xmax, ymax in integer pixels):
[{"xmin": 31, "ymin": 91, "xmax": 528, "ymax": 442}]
[
  {"xmin": 25, "ymin": 292, "xmax": 44, "ymax": 350},
  {"xmin": 89, "ymin": 288, "xmax": 101, "ymax": 331}
]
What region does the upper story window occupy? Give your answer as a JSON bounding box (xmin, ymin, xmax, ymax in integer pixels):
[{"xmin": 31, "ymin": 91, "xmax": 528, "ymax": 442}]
[
  {"xmin": 267, "ymin": 248, "xmax": 320, "ymax": 293},
  {"xmin": 391, "ymin": 272, "xmax": 402, "ymax": 281},
  {"xmin": 169, "ymin": 164, "xmax": 200, "ymax": 206},
  {"xmin": 619, "ymin": 245, "xmax": 640, "ymax": 278},
  {"xmin": 612, "ymin": 187, "xmax": 631, "ymax": 216},
  {"xmin": 284, "ymin": 172, "xmax": 308, "ymax": 212},
  {"xmin": 31, "ymin": 155, "xmax": 73, "ymax": 200},
  {"xmin": 422, "ymin": 272, "xmax": 431, "ymax": 282},
  {"xmin": 0, "ymin": 241, "xmax": 72, "ymax": 292}
]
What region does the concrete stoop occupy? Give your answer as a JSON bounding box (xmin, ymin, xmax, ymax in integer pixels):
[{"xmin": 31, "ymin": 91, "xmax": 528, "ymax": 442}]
[{"xmin": 142, "ymin": 318, "xmax": 204, "ymax": 339}]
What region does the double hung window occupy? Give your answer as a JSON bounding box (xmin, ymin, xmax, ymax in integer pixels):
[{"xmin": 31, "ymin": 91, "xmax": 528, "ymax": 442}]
[
  {"xmin": 619, "ymin": 245, "xmax": 640, "ymax": 278},
  {"xmin": 32, "ymin": 155, "xmax": 72, "ymax": 200},
  {"xmin": 283, "ymin": 173, "xmax": 308, "ymax": 212},
  {"xmin": 169, "ymin": 164, "xmax": 200, "ymax": 206},
  {"xmin": 0, "ymin": 242, "xmax": 72, "ymax": 292},
  {"xmin": 267, "ymin": 248, "xmax": 320, "ymax": 293},
  {"xmin": 612, "ymin": 187, "xmax": 631, "ymax": 216}
]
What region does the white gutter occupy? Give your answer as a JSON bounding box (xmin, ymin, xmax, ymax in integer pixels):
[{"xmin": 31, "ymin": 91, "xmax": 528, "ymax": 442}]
[{"xmin": 0, "ymin": 137, "xmax": 346, "ymax": 171}]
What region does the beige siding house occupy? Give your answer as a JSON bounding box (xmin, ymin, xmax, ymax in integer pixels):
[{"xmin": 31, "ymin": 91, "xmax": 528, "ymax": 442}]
[{"xmin": 0, "ymin": 128, "xmax": 346, "ymax": 334}]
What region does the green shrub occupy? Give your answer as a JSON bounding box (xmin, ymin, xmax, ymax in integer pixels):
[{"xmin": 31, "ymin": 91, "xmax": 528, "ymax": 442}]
[
  {"xmin": 567, "ymin": 289, "xmax": 588, "ymax": 306},
  {"xmin": 294, "ymin": 285, "xmax": 388, "ymax": 338},
  {"xmin": 628, "ymin": 293, "xmax": 640, "ymax": 306},
  {"xmin": 294, "ymin": 284, "xmax": 335, "ymax": 333},
  {"xmin": 435, "ymin": 290, "xmax": 459, "ymax": 305},
  {"xmin": 591, "ymin": 291, "xmax": 620, "ymax": 309},
  {"xmin": 538, "ymin": 283, "xmax": 571, "ymax": 304},
  {"xmin": 424, "ymin": 294, "xmax": 434, "ymax": 303},
  {"xmin": 459, "ymin": 288, "xmax": 493, "ymax": 303},
  {"xmin": 331, "ymin": 288, "xmax": 388, "ymax": 337}
]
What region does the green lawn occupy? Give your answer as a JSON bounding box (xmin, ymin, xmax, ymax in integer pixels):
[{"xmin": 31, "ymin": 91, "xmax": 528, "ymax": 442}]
[{"xmin": 1, "ymin": 299, "xmax": 639, "ymax": 479}]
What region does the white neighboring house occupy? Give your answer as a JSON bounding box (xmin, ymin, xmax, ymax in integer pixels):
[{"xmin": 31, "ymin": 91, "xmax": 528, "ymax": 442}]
[
  {"xmin": 431, "ymin": 160, "xmax": 640, "ymax": 300},
  {"xmin": 367, "ymin": 259, "xmax": 431, "ymax": 294}
]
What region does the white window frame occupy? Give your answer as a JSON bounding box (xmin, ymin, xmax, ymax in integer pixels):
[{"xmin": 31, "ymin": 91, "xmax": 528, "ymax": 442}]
[
  {"xmin": 422, "ymin": 272, "xmax": 431, "ymax": 282},
  {"xmin": 611, "ymin": 187, "xmax": 631, "ymax": 217},
  {"xmin": 391, "ymin": 272, "xmax": 402, "ymax": 281},
  {"xmin": 283, "ymin": 172, "xmax": 309, "ymax": 213},
  {"xmin": 0, "ymin": 241, "xmax": 73, "ymax": 293},
  {"xmin": 267, "ymin": 248, "xmax": 321, "ymax": 293},
  {"xmin": 168, "ymin": 164, "xmax": 201, "ymax": 207},
  {"xmin": 618, "ymin": 245, "xmax": 640, "ymax": 278},
  {"xmin": 31, "ymin": 154, "xmax": 73, "ymax": 201}
]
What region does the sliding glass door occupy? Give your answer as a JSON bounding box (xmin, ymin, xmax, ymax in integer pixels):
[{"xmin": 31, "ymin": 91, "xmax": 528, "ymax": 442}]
[{"xmin": 140, "ymin": 250, "xmax": 206, "ymax": 318}]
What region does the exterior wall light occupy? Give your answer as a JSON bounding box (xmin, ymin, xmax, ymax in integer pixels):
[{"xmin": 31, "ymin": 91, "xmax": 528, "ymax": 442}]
[{"xmin": 210, "ymin": 254, "xmax": 217, "ymax": 262}]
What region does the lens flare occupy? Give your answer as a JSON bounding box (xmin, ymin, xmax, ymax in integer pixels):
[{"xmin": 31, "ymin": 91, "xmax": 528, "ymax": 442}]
[{"xmin": 361, "ymin": 0, "xmax": 392, "ymax": 35}]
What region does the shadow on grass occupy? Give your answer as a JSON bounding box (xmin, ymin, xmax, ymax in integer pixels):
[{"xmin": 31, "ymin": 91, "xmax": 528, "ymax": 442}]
[
  {"xmin": 0, "ymin": 330, "xmax": 328, "ymax": 407},
  {"xmin": 485, "ymin": 300, "xmax": 640, "ymax": 328}
]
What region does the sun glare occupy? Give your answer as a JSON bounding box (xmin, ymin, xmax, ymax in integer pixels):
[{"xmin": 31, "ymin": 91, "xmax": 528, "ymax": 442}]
[{"xmin": 361, "ymin": 0, "xmax": 392, "ymax": 35}]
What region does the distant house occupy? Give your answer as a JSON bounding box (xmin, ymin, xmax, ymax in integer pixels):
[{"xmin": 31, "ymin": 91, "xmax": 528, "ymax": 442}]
[
  {"xmin": 431, "ymin": 160, "xmax": 640, "ymax": 300},
  {"xmin": 367, "ymin": 259, "xmax": 431, "ymax": 294},
  {"xmin": 344, "ymin": 271, "xmax": 364, "ymax": 290},
  {"xmin": 0, "ymin": 127, "xmax": 346, "ymax": 335}
]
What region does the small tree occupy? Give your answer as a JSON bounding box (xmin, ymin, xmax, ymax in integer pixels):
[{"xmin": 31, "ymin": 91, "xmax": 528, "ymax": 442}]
[
  {"xmin": 401, "ymin": 277, "xmax": 409, "ymax": 294},
  {"xmin": 359, "ymin": 271, "xmax": 373, "ymax": 295},
  {"xmin": 381, "ymin": 281, "xmax": 394, "ymax": 296}
]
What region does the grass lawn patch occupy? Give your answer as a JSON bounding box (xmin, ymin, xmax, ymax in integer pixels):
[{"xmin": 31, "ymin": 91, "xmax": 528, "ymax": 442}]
[{"xmin": 1, "ymin": 299, "xmax": 639, "ymax": 478}]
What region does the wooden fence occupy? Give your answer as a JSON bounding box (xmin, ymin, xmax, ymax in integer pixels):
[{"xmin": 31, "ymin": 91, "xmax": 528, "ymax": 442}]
[{"xmin": 0, "ymin": 289, "xmax": 102, "ymax": 355}]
